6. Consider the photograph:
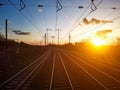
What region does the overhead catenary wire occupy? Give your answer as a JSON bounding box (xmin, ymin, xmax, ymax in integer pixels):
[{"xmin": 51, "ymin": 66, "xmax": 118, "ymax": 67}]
[
  {"xmin": 54, "ymin": 0, "xmax": 63, "ymax": 44},
  {"xmin": 1, "ymin": 0, "xmax": 119, "ymax": 45},
  {"xmin": 49, "ymin": 0, "xmax": 119, "ymax": 44},
  {"xmin": 1, "ymin": 0, "xmax": 116, "ymax": 10},
  {"xmin": 90, "ymin": 0, "xmax": 97, "ymax": 13},
  {"xmin": 73, "ymin": 8, "xmax": 120, "ymax": 40},
  {"xmin": 40, "ymin": 0, "xmax": 48, "ymax": 28},
  {"xmin": 56, "ymin": 0, "xmax": 63, "ymax": 12},
  {"xmin": 7, "ymin": 0, "xmax": 41, "ymax": 33},
  {"xmin": 61, "ymin": 0, "xmax": 104, "ymax": 43},
  {"xmin": 19, "ymin": 0, "xmax": 26, "ymax": 11},
  {"xmin": 55, "ymin": 0, "xmax": 62, "ymax": 29},
  {"xmin": 25, "ymin": 7, "xmax": 42, "ymax": 30},
  {"xmin": 72, "ymin": 0, "xmax": 104, "ymax": 33},
  {"xmin": 81, "ymin": 5, "xmax": 120, "ymax": 34},
  {"xmin": 1, "ymin": 3, "xmax": 115, "ymax": 9},
  {"xmin": 61, "ymin": 4, "xmax": 91, "ymax": 41}
]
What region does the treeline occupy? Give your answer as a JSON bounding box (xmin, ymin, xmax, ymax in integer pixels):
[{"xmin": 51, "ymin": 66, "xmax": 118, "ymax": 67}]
[
  {"xmin": 0, "ymin": 39, "xmax": 18, "ymax": 47},
  {"xmin": 0, "ymin": 33, "xmax": 29, "ymax": 49}
]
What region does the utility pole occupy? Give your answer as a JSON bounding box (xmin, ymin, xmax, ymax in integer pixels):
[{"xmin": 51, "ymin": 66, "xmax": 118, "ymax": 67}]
[
  {"xmin": 55, "ymin": 29, "xmax": 60, "ymax": 45},
  {"xmin": 46, "ymin": 28, "xmax": 52, "ymax": 45},
  {"xmin": 51, "ymin": 36, "xmax": 55, "ymax": 45},
  {"xmin": 44, "ymin": 33, "xmax": 47, "ymax": 46},
  {"xmin": 69, "ymin": 34, "xmax": 71, "ymax": 45},
  {"xmin": 58, "ymin": 29, "xmax": 60, "ymax": 45},
  {"xmin": 5, "ymin": 19, "xmax": 8, "ymax": 57}
]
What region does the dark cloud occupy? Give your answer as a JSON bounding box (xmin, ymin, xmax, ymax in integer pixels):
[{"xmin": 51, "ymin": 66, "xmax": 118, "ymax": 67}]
[
  {"xmin": 12, "ymin": 30, "xmax": 31, "ymax": 35},
  {"xmin": 83, "ymin": 18, "xmax": 90, "ymax": 24},
  {"xmin": 83, "ymin": 18, "xmax": 113, "ymax": 25},
  {"xmin": 96, "ymin": 30, "xmax": 112, "ymax": 38}
]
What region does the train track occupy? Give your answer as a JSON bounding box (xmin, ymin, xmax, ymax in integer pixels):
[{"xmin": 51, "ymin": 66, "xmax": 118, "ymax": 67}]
[
  {"xmin": 29, "ymin": 49, "xmax": 80, "ymax": 90},
  {"xmin": 0, "ymin": 49, "xmax": 51, "ymax": 90},
  {"xmin": 1, "ymin": 47, "xmax": 120, "ymax": 90},
  {"xmin": 61, "ymin": 49, "xmax": 120, "ymax": 90},
  {"xmin": 62, "ymin": 48, "xmax": 120, "ymax": 69},
  {"xmin": 62, "ymin": 49, "xmax": 120, "ymax": 81}
]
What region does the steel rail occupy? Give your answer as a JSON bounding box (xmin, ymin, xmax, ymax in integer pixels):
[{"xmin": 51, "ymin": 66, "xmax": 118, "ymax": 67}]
[
  {"xmin": 0, "ymin": 49, "xmax": 51, "ymax": 89},
  {"xmin": 49, "ymin": 51, "xmax": 56, "ymax": 90},
  {"xmin": 69, "ymin": 54, "xmax": 120, "ymax": 84},
  {"xmin": 15, "ymin": 50, "xmax": 51, "ymax": 90},
  {"xmin": 60, "ymin": 48, "xmax": 120, "ymax": 72},
  {"xmin": 63, "ymin": 53, "xmax": 109, "ymax": 90},
  {"xmin": 57, "ymin": 52, "xmax": 74, "ymax": 90}
]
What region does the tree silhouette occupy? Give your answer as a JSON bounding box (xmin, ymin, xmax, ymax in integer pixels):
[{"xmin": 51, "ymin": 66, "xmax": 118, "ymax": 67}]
[
  {"xmin": 116, "ymin": 37, "xmax": 120, "ymax": 46},
  {"xmin": 0, "ymin": 32, "xmax": 4, "ymax": 39}
]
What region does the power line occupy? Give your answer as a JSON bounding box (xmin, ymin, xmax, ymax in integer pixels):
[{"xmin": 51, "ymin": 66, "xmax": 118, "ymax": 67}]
[
  {"xmin": 56, "ymin": 0, "xmax": 63, "ymax": 12},
  {"xmin": 62, "ymin": 0, "xmax": 120, "ymax": 43},
  {"xmin": 25, "ymin": 7, "xmax": 42, "ymax": 31},
  {"xmin": 61, "ymin": 0, "xmax": 104, "ymax": 43},
  {"xmin": 46, "ymin": 28, "xmax": 52, "ymax": 45},
  {"xmin": 55, "ymin": 0, "xmax": 62, "ymax": 29},
  {"xmin": 7, "ymin": 0, "xmax": 41, "ymax": 33},
  {"xmin": 2, "ymin": 0, "xmax": 119, "ymax": 45},
  {"xmin": 0, "ymin": 2, "xmax": 84, "ymax": 8},
  {"xmin": 90, "ymin": 0, "xmax": 97, "ymax": 13},
  {"xmin": 1, "ymin": 2, "xmax": 118, "ymax": 10},
  {"xmin": 55, "ymin": 29, "xmax": 61, "ymax": 45},
  {"xmin": 61, "ymin": 4, "xmax": 91, "ymax": 41},
  {"xmin": 19, "ymin": 0, "xmax": 26, "ymax": 11},
  {"xmin": 55, "ymin": 0, "xmax": 63, "ymax": 45},
  {"xmin": 73, "ymin": 10, "xmax": 120, "ymax": 40},
  {"xmin": 112, "ymin": 15, "xmax": 120, "ymax": 21}
]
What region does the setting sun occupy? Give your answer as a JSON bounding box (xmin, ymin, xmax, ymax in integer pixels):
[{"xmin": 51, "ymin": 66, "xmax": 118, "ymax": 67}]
[{"xmin": 91, "ymin": 38, "xmax": 105, "ymax": 46}]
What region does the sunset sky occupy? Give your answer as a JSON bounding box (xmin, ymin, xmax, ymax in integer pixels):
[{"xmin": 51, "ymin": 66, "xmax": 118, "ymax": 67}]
[{"xmin": 0, "ymin": 0, "xmax": 120, "ymax": 45}]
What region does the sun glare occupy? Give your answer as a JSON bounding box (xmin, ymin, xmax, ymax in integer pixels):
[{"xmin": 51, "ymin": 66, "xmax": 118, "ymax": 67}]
[{"xmin": 91, "ymin": 38, "xmax": 105, "ymax": 46}]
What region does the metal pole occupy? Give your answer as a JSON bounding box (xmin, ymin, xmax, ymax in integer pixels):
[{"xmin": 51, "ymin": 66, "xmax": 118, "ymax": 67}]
[
  {"xmin": 69, "ymin": 34, "xmax": 71, "ymax": 45},
  {"xmin": 51, "ymin": 36, "xmax": 55, "ymax": 45},
  {"xmin": 5, "ymin": 19, "xmax": 8, "ymax": 57},
  {"xmin": 58, "ymin": 29, "xmax": 59, "ymax": 45},
  {"xmin": 46, "ymin": 28, "xmax": 52, "ymax": 45},
  {"xmin": 46, "ymin": 29, "xmax": 48, "ymax": 45},
  {"xmin": 55, "ymin": 29, "xmax": 60, "ymax": 45},
  {"xmin": 44, "ymin": 33, "xmax": 47, "ymax": 46}
]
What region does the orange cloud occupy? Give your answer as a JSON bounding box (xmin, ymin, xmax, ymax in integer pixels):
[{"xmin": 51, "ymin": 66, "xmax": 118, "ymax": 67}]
[{"xmin": 83, "ymin": 18, "xmax": 113, "ymax": 25}]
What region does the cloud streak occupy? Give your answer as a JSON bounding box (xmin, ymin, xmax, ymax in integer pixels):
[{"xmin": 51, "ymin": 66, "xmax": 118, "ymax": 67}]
[
  {"xmin": 12, "ymin": 30, "xmax": 31, "ymax": 35},
  {"xmin": 96, "ymin": 30, "xmax": 112, "ymax": 39},
  {"xmin": 83, "ymin": 18, "xmax": 113, "ymax": 25}
]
